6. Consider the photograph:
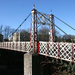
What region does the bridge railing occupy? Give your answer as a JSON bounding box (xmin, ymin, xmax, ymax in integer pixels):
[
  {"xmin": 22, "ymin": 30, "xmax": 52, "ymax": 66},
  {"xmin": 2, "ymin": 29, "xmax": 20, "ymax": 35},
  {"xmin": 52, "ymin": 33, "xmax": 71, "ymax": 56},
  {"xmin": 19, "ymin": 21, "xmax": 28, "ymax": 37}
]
[
  {"xmin": 0, "ymin": 41, "xmax": 75, "ymax": 62},
  {"xmin": 38, "ymin": 41, "xmax": 75, "ymax": 62},
  {"xmin": 0, "ymin": 42, "xmax": 30, "ymax": 52}
]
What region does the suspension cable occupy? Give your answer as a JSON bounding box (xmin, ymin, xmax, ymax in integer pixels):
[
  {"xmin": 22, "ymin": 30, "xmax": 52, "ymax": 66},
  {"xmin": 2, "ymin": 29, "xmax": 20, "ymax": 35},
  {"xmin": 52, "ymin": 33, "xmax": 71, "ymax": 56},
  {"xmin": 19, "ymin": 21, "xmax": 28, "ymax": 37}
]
[
  {"xmin": 37, "ymin": 11, "xmax": 68, "ymax": 35},
  {"xmin": 54, "ymin": 24, "xmax": 68, "ymax": 35},
  {"xmin": 54, "ymin": 15, "xmax": 75, "ymax": 31},
  {"xmin": 12, "ymin": 13, "xmax": 31, "ymax": 35},
  {"xmin": 37, "ymin": 24, "xmax": 41, "ymax": 28}
]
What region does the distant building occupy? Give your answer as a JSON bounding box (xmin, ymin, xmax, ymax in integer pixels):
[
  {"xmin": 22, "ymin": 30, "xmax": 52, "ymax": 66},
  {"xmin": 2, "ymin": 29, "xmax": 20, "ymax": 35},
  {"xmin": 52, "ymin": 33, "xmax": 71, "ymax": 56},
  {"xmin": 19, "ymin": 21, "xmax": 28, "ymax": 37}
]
[
  {"xmin": 0, "ymin": 34, "xmax": 3, "ymax": 42},
  {"xmin": 13, "ymin": 32, "xmax": 25, "ymax": 42},
  {"xmin": 8, "ymin": 36, "xmax": 13, "ymax": 41}
]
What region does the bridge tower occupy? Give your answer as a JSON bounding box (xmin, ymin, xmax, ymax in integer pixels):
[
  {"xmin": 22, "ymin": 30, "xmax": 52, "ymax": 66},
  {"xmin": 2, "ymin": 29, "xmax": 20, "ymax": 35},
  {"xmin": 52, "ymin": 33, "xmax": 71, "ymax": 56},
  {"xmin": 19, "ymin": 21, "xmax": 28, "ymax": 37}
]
[
  {"xmin": 49, "ymin": 10, "xmax": 55, "ymax": 42},
  {"xmin": 30, "ymin": 5, "xmax": 37, "ymax": 53}
]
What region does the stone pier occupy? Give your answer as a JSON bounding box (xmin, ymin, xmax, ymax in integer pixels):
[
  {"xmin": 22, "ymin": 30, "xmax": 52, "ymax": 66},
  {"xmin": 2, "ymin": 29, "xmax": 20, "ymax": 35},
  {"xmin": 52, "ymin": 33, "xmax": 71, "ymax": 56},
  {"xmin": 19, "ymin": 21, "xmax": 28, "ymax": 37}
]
[
  {"xmin": 24, "ymin": 53, "xmax": 32, "ymax": 75},
  {"xmin": 24, "ymin": 53, "xmax": 44, "ymax": 75}
]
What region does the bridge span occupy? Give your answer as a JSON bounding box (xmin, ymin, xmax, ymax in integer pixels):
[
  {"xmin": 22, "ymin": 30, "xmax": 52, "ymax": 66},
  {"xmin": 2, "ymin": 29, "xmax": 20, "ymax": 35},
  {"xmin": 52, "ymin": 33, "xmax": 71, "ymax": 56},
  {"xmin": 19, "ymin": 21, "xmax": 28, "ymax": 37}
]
[{"xmin": 0, "ymin": 41, "xmax": 75, "ymax": 63}]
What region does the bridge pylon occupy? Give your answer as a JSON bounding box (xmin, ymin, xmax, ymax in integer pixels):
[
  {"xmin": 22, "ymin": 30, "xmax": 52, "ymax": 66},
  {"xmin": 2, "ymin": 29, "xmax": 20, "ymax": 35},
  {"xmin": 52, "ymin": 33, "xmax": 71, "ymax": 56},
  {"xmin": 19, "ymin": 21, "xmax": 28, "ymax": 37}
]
[
  {"xmin": 49, "ymin": 10, "xmax": 55, "ymax": 42},
  {"xmin": 30, "ymin": 5, "xmax": 38, "ymax": 53}
]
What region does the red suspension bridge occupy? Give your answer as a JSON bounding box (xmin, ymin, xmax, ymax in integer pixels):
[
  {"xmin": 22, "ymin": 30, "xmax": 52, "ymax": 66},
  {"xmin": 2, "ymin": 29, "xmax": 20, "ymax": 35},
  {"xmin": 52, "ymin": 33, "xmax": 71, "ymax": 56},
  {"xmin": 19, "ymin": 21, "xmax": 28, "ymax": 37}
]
[{"xmin": 0, "ymin": 5, "xmax": 75, "ymax": 63}]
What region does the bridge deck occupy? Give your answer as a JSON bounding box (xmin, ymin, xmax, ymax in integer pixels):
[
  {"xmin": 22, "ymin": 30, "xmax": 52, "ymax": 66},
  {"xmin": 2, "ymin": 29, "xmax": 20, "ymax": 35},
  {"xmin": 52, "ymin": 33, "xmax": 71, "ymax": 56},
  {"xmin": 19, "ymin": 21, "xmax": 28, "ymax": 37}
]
[{"xmin": 0, "ymin": 41, "xmax": 75, "ymax": 62}]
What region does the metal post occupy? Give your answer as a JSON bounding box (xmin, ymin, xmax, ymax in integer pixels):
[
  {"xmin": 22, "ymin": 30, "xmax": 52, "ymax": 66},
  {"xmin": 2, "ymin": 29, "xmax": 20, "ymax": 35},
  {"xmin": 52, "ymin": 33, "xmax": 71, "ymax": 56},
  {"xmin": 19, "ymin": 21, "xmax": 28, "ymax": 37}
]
[
  {"xmin": 49, "ymin": 10, "xmax": 55, "ymax": 42},
  {"xmin": 71, "ymin": 44, "xmax": 73, "ymax": 62},
  {"xmin": 30, "ymin": 5, "xmax": 37, "ymax": 53}
]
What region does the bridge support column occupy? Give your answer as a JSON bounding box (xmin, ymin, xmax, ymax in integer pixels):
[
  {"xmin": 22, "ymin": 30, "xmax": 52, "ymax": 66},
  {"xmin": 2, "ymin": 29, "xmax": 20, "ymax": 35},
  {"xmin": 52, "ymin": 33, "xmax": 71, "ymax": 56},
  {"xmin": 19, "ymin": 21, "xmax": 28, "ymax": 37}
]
[
  {"xmin": 24, "ymin": 53, "xmax": 32, "ymax": 75},
  {"xmin": 24, "ymin": 53, "xmax": 41, "ymax": 75}
]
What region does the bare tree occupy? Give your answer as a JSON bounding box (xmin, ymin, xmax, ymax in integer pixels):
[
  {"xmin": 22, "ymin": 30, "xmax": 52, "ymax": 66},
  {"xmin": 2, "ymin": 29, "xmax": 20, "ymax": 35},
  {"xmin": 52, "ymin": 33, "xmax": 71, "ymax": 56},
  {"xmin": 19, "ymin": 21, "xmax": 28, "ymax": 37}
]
[
  {"xmin": 38, "ymin": 26, "xmax": 49, "ymax": 41},
  {"xmin": 3, "ymin": 26, "xmax": 11, "ymax": 39},
  {"xmin": 38, "ymin": 26, "xmax": 60, "ymax": 42},
  {"xmin": 21, "ymin": 29, "xmax": 30, "ymax": 41},
  {"xmin": 0, "ymin": 24, "xmax": 3, "ymax": 34}
]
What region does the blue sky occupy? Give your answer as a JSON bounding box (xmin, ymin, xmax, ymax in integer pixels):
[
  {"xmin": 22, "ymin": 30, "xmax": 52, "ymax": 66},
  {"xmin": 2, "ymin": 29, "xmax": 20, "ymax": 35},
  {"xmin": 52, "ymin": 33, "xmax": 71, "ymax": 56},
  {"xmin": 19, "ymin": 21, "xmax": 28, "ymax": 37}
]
[{"xmin": 0, "ymin": 0, "xmax": 75, "ymax": 35}]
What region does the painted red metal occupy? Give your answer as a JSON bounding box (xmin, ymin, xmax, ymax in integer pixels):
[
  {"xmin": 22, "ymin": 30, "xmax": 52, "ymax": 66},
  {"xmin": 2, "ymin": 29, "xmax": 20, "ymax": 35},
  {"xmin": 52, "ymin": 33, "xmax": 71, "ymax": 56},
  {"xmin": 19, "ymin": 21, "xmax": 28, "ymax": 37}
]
[
  {"xmin": 33, "ymin": 10, "xmax": 35, "ymax": 53},
  {"xmin": 30, "ymin": 5, "xmax": 37, "ymax": 53},
  {"xmin": 49, "ymin": 11, "xmax": 54, "ymax": 42},
  {"xmin": 38, "ymin": 41, "xmax": 39, "ymax": 54},
  {"xmin": 30, "ymin": 8, "xmax": 35, "ymax": 53},
  {"xmin": 71, "ymin": 44, "xmax": 73, "ymax": 62},
  {"xmin": 45, "ymin": 42, "xmax": 49, "ymax": 58},
  {"xmin": 57, "ymin": 43, "xmax": 59, "ymax": 59},
  {"xmin": 49, "ymin": 26, "xmax": 50, "ymax": 42}
]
